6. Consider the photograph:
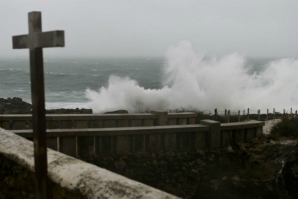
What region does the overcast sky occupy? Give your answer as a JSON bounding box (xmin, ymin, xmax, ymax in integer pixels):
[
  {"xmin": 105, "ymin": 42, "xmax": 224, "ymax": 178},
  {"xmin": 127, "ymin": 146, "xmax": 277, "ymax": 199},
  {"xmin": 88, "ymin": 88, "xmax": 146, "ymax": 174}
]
[{"xmin": 0, "ymin": 0, "xmax": 297, "ymax": 58}]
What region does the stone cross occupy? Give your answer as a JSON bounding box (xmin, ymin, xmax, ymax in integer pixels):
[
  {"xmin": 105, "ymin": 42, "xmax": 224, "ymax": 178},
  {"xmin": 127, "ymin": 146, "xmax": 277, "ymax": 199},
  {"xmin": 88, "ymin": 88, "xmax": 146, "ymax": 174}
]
[{"xmin": 12, "ymin": 11, "xmax": 64, "ymax": 199}]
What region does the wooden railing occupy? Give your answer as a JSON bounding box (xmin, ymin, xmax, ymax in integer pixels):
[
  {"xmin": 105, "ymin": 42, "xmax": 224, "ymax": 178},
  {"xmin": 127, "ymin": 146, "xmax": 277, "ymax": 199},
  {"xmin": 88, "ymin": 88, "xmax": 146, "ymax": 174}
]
[
  {"xmin": 11, "ymin": 120, "xmax": 265, "ymax": 158},
  {"xmin": 0, "ymin": 112, "xmax": 197, "ymax": 130}
]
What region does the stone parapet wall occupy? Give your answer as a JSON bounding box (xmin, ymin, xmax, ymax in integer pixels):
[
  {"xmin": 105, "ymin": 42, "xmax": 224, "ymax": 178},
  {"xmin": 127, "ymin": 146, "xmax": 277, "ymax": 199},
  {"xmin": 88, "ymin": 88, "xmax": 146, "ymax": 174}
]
[
  {"xmin": 0, "ymin": 154, "xmax": 84, "ymax": 199},
  {"xmin": 0, "ymin": 128, "xmax": 179, "ymax": 199}
]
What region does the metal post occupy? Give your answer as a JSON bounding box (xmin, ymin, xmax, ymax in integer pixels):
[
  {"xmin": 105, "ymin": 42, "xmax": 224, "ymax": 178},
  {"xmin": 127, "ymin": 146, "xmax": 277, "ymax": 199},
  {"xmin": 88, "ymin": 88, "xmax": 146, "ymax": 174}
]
[
  {"xmin": 247, "ymin": 108, "xmax": 249, "ymax": 120},
  {"xmin": 238, "ymin": 110, "xmax": 240, "ymax": 122},
  {"xmin": 273, "ymin": 108, "xmax": 275, "ymax": 119},
  {"xmin": 267, "ymin": 109, "xmax": 269, "ymax": 120},
  {"xmin": 258, "ymin": 109, "xmax": 260, "ymax": 120},
  {"xmin": 227, "ymin": 110, "xmax": 230, "ymax": 123}
]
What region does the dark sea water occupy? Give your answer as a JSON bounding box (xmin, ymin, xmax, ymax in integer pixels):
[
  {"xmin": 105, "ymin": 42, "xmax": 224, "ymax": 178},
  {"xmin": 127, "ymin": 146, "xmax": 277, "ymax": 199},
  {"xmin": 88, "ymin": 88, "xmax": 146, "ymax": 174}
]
[
  {"xmin": 0, "ymin": 57, "xmax": 164, "ymax": 108},
  {"xmin": 0, "ymin": 55, "xmax": 294, "ymax": 113}
]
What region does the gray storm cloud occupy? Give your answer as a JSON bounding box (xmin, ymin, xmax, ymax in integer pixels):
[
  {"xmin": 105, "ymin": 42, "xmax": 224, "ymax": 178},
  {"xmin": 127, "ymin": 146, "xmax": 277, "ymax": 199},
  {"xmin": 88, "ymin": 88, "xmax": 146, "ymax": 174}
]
[{"xmin": 0, "ymin": 0, "xmax": 297, "ymax": 59}]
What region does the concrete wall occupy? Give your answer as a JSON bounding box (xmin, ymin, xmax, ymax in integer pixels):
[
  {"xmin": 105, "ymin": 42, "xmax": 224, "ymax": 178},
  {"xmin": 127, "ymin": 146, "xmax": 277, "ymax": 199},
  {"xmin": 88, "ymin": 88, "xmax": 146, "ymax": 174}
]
[
  {"xmin": 0, "ymin": 128, "xmax": 178, "ymax": 199},
  {"xmin": 0, "ymin": 111, "xmax": 197, "ymax": 130}
]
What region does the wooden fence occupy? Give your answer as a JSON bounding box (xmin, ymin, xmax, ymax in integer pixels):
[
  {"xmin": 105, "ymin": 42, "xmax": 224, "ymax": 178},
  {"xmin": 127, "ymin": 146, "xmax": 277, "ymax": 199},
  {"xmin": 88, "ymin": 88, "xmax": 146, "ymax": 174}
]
[
  {"xmin": 10, "ymin": 120, "xmax": 264, "ymax": 158},
  {"xmin": 0, "ymin": 111, "xmax": 197, "ymax": 130}
]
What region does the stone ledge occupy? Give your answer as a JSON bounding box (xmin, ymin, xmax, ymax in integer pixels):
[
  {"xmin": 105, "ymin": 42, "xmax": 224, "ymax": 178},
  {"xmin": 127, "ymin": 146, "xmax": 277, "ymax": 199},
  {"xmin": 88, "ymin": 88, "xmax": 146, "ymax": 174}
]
[{"xmin": 0, "ymin": 128, "xmax": 179, "ymax": 199}]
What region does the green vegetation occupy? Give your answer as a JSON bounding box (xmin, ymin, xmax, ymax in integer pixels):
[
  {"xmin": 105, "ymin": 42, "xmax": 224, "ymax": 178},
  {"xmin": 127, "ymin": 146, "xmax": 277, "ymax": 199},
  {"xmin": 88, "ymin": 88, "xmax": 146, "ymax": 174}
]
[{"xmin": 269, "ymin": 116, "xmax": 298, "ymax": 139}]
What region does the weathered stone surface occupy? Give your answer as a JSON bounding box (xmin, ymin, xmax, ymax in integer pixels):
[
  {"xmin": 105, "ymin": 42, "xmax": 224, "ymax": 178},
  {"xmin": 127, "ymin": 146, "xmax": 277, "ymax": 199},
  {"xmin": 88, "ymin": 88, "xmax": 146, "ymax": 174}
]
[
  {"xmin": 0, "ymin": 128, "xmax": 179, "ymax": 199},
  {"xmin": 0, "ymin": 154, "xmax": 84, "ymax": 199}
]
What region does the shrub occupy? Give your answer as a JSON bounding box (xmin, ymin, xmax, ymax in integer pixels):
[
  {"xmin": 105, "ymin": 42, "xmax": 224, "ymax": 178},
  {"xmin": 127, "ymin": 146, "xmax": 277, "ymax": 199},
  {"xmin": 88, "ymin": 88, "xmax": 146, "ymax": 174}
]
[{"xmin": 269, "ymin": 116, "xmax": 298, "ymax": 139}]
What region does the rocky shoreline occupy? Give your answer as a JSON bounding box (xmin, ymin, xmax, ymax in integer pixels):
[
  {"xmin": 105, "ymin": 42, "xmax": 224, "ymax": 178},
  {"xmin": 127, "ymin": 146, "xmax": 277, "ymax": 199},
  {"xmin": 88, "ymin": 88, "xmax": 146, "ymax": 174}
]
[
  {"xmin": 0, "ymin": 97, "xmax": 92, "ymax": 114},
  {"xmin": 83, "ymin": 136, "xmax": 298, "ymax": 199}
]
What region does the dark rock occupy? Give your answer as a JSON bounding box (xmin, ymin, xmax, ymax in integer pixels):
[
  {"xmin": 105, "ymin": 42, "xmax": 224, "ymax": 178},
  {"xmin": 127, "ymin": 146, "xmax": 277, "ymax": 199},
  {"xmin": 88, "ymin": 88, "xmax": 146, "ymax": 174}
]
[
  {"xmin": 12, "ymin": 97, "xmax": 22, "ymax": 102},
  {"xmin": 196, "ymin": 150, "xmax": 205, "ymax": 156},
  {"xmin": 46, "ymin": 108, "xmax": 92, "ymax": 114},
  {"xmin": 166, "ymin": 152, "xmax": 175, "ymax": 157},
  {"xmin": 207, "ymin": 153, "xmax": 214, "ymax": 161},
  {"xmin": 227, "ymin": 145, "xmax": 235, "ymax": 153},
  {"xmin": 193, "ymin": 138, "xmax": 298, "ymax": 199},
  {"xmin": 196, "ymin": 159, "xmax": 205, "ymax": 166},
  {"xmin": 0, "ymin": 97, "xmax": 32, "ymax": 114},
  {"xmin": 114, "ymin": 159, "xmax": 126, "ymax": 170},
  {"xmin": 0, "ymin": 97, "xmax": 92, "ymax": 114},
  {"xmin": 104, "ymin": 110, "xmax": 129, "ymax": 114}
]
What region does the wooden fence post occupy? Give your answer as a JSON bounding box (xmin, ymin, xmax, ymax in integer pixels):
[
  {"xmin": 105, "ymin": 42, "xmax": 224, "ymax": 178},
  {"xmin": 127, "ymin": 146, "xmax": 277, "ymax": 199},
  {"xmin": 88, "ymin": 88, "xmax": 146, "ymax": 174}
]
[
  {"xmin": 214, "ymin": 109, "xmax": 217, "ymax": 121},
  {"xmin": 200, "ymin": 120, "xmax": 221, "ymax": 148},
  {"xmin": 151, "ymin": 110, "xmax": 168, "ymax": 125}
]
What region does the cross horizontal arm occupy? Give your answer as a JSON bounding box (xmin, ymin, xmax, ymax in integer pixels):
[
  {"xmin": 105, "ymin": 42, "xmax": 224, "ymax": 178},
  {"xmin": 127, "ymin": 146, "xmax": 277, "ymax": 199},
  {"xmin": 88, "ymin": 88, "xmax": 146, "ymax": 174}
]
[
  {"xmin": 12, "ymin": 30, "xmax": 65, "ymax": 49},
  {"xmin": 12, "ymin": 34, "xmax": 28, "ymax": 49}
]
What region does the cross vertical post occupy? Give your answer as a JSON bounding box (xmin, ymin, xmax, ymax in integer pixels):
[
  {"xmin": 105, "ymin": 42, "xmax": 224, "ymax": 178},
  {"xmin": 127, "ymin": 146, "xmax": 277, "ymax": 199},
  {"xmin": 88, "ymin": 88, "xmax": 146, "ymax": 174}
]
[
  {"xmin": 30, "ymin": 12, "xmax": 48, "ymax": 199},
  {"xmin": 12, "ymin": 11, "xmax": 65, "ymax": 199}
]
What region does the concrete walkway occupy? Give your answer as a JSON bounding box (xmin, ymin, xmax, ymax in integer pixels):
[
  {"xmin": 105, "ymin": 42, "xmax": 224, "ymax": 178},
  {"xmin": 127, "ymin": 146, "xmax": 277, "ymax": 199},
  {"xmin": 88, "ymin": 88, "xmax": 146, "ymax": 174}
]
[{"xmin": 263, "ymin": 119, "xmax": 281, "ymax": 135}]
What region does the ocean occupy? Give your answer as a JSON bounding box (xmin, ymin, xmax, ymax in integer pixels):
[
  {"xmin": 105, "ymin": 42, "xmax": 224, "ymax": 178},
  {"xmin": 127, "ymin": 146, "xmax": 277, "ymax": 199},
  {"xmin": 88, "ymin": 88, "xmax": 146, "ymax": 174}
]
[
  {"xmin": 0, "ymin": 57, "xmax": 163, "ymax": 109},
  {"xmin": 1, "ymin": 42, "xmax": 297, "ymax": 113}
]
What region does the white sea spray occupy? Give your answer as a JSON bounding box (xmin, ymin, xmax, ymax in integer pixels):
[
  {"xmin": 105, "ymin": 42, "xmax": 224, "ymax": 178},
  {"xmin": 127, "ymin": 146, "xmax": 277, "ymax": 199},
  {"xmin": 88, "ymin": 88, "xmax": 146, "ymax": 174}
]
[{"xmin": 85, "ymin": 41, "xmax": 298, "ymax": 113}]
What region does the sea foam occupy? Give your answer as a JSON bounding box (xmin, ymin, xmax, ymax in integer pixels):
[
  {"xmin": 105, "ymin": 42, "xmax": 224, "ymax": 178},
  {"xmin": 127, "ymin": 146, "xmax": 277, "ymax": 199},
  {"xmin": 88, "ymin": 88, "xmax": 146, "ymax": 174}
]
[{"xmin": 85, "ymin": 41, "xmax": 298, "ymax": 113}]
